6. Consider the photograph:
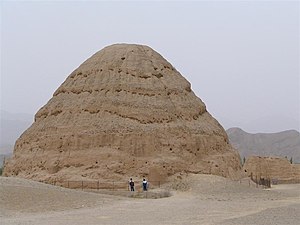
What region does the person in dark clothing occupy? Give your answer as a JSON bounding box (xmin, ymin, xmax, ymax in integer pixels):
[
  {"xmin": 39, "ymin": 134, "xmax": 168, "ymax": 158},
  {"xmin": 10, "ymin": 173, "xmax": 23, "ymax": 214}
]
[
  {"xmin": 129, "ymin": 178, "xmax": 135, "ymax": 191},
  {"xmin": 142, "ymin": 178, "xmax": 148, "ymax": 191}
]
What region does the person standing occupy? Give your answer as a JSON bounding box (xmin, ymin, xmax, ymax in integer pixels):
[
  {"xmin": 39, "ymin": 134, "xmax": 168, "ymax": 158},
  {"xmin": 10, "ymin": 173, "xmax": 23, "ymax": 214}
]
[
  {"xmin": 129, "ymin": 178, "xmax": 135, "ymax": 191},
  {"xmin": 142, "ymin": 178, "xmax": 148, "ymax": 191}
]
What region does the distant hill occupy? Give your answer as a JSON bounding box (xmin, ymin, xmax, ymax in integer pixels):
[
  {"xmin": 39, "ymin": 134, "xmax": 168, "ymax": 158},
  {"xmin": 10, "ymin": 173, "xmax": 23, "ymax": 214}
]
[
  {"xmin": 219, "ymin": 115, "xmax": 299, "ymax": 134},
  {"xmin": 227, "ymin": 128, "xmax": 300, "ymax": 163},
  {"xmin": 0, "ymin": 153, "xmax": 12, "ymax": 168},
  {"xmin": 0, "ymin": 110, "xmax": 33, "ymax": 155}
]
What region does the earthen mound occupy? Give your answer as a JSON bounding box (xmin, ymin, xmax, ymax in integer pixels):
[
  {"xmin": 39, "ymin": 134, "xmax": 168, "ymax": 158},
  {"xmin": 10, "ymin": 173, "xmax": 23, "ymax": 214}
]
[
  {"xmin": 4, "ymin": 44, "xmax": 241, "ymax": 184},
  {"xmin": 243, "ymin": 156, "xmax": 300, "ymax": 183}
]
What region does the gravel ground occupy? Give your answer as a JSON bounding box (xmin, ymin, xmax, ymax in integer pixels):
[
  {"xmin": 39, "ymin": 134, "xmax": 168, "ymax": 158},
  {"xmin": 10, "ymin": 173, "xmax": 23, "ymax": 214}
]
[
  {"xmin": 1, "ymin": 175, "xmax": 299, "ymax": 225},
  {"xmin": 220, "ymin": 204, "xmax": 300, "ymax": 225}
]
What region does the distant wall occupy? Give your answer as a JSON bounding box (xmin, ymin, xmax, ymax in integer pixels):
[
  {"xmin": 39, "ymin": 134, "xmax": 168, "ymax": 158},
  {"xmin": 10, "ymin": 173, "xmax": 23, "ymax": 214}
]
[{"xmin": 243, "ymin": 156, "xmax": 300, "ymax": 183}]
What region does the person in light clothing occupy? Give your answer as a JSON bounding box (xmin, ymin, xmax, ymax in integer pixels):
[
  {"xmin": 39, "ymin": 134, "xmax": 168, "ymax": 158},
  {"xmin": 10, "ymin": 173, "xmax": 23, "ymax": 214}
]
[{"xmin": 142, "ymin": 178, "xmax": 148, "ymax": 191}]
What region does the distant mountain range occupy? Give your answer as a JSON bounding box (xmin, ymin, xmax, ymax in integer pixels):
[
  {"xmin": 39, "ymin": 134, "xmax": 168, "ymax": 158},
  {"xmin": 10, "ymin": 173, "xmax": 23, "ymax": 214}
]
[
  {"xmin": 219, "ymin": 115, "xmax": 299, "ymax": 134},
  {"xmin": 227, "ymin": 128, "xmax": 300, "ymax": 163},
  {"xmin": 0, "ymin": 110, "xmax": 33, "ymax": 155}
]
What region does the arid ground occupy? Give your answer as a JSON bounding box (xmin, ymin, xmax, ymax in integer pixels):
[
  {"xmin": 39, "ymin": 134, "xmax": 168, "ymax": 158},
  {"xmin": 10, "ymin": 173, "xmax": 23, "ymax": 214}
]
[{"xmin": 1, "ymin": 175, "xmax": 299, "ymax": 225}]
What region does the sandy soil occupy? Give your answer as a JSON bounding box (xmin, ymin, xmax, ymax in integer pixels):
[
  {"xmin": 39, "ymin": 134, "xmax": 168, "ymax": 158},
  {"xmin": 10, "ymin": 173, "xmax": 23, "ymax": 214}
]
[{"xmin": 1, "ymin": 175, "xmax": 299, "ymax": 225}]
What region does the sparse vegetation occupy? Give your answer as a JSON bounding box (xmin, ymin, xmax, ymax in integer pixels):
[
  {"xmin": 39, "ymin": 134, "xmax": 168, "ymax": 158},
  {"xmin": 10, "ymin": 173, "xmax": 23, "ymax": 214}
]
[
  {"xmin": 128, "ymin": 190, "xmax": 172, "ymax": 199},
  {"xmin": 0, "ymin": 167, "xmax": 3, "ymax": 176},
  {"xmin": 159, "ymin": 190, "xmax": 172, "ymax": 198}
]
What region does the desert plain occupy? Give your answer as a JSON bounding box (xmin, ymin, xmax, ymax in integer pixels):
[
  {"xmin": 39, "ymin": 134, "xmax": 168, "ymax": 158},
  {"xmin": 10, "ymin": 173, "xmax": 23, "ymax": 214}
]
[{"xmin": 1, "ymin": 174, "xmax": 299, "ymax": 225}]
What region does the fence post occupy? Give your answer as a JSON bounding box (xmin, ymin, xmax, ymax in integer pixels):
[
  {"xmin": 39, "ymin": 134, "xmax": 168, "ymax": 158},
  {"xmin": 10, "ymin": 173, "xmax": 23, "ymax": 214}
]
[
  {"xmin": 256, "ymin": 176, "xmax": 258, "ymax": 188},
  {"xmin": 113, "ymin": 181, "xmax": 115, "ymax": 191},
  {"xmin": 97, "ymin": 181, "xmax": 99, "ymax": 191},
  {"xmin": 159, "ymin": 181, "xmax": 160, "ymax": 188},
  {"xmin": 82, "ymin": 181, "xmax": 83, "ymax": 190},
  {"xmin": 67, "ymin": 181, "xmax": 69, "ymax": 188}
]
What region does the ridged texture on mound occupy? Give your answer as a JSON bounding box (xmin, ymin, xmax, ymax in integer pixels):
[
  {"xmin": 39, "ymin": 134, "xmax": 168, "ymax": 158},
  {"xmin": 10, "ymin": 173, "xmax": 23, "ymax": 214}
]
[{"xmin": 4, "ymin": 44, "xmax": 241, "ymax": 183}]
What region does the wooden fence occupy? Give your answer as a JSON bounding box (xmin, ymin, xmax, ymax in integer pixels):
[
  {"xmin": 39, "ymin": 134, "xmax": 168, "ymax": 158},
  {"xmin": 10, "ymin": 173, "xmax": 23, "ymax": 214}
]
[{"xmin": 48, "ymin": 180, "xmax": 161, "ymax": 191}]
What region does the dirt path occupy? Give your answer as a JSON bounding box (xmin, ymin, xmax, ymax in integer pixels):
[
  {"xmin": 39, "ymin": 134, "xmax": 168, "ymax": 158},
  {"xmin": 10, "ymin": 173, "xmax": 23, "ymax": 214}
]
[{"xmin": 1, "ymin": 175, "xmax": 299, "ymax": 225}]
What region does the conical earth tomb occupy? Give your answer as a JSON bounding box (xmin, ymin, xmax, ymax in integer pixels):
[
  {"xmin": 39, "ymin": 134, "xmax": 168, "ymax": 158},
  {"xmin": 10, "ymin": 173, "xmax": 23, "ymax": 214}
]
[{"xmin": 4, "ymin": 44, "xmax": 241, "ymax": 183}]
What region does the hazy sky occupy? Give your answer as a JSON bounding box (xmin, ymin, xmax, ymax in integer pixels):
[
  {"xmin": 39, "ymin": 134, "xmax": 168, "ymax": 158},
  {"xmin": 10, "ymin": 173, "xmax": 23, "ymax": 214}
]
[{"xmin": 1, "ymin": 1, "xmax": 299, "ymax": 133}]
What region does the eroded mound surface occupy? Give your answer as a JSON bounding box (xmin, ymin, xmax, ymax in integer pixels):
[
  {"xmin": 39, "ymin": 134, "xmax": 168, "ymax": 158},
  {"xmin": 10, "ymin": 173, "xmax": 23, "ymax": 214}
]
[{"xmin": 4, "ymin": 44, "xmax": 241, "ymax": 183}]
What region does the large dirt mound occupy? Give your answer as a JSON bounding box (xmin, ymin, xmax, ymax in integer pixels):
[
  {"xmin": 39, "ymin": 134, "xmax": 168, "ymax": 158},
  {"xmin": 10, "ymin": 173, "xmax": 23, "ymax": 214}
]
[{"xmin": 4, "ymin": 44, "xmax": 241, "ymax": 183}]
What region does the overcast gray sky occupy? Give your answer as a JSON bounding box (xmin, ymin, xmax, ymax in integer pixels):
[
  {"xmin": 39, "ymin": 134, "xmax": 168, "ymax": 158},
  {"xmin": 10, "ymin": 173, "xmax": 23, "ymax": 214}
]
[{"xmin": 1, "ymin": 1, "xmax": 299, "ymax": 133}]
